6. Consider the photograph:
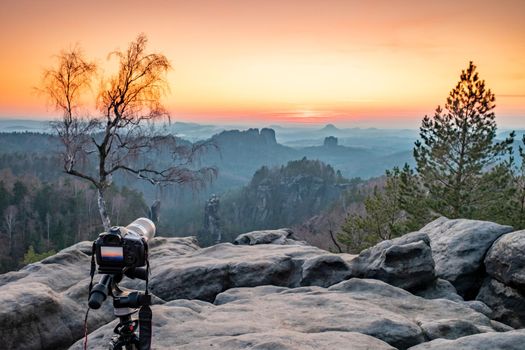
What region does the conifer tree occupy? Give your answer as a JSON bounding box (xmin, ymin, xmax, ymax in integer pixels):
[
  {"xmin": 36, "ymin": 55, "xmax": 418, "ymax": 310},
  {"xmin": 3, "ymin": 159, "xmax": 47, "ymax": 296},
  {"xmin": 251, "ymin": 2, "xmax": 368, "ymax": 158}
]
[
  {"xmin": 413, "ymin": 61, "xmax": 514, "ymax": 218},
  {"xmin": 337, "ymin": 167, "xmax": 408, "ymax": 253}
]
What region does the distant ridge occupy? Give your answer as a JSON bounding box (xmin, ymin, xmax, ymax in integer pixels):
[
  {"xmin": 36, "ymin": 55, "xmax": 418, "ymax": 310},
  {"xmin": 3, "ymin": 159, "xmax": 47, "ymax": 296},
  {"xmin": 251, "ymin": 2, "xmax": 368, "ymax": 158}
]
[
  {"xmin": 319, "ymin": 124, "xmax": 340, "ymax": 132},
  {"xmin": 0, "ymin": 119, "xmax": 51, "ymax": 133}
]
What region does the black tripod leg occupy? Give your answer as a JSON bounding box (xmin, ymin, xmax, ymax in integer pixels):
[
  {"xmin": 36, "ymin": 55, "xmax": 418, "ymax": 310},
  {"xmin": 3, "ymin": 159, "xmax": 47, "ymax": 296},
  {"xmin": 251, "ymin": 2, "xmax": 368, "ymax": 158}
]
[{"xmin": 139, "ymin": 303, "xmax": 152, "ymax": 350}]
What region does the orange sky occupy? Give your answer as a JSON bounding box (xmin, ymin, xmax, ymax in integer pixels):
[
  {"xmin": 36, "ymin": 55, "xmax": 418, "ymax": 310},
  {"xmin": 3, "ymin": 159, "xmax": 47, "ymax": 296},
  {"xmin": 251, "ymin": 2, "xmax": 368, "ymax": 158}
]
[{"xmin": 0, "ymin": 0, "xmax": 524, "ymax": 127}]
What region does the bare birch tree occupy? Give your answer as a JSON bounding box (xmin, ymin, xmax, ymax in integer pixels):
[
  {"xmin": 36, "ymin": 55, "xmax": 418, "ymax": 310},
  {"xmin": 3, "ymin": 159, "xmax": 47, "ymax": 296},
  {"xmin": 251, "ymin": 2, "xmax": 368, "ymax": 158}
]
[
  {"xmin": 41, "ymin": 34, "xmax": 216, "ymax": 231},
  {"xmin": 4, "ymin": 205, "xmax": 17, "ymax": 254}
]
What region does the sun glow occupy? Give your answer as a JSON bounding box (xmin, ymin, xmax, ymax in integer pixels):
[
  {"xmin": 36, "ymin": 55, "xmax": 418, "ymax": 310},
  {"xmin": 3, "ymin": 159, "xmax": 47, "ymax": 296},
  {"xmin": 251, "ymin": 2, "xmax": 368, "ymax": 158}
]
[{"xmin": 0, "ymin": 0, "xmax": 524, "ymax": 127}]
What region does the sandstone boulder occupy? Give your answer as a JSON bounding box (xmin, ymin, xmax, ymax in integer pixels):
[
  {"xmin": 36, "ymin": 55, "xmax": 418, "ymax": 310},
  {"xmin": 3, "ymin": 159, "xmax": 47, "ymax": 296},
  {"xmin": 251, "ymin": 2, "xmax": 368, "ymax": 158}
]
[
  {"xmin": 476, "ymin": 277, "xmax": 525, "ymax": 329},
  {"xmin": 408, "ymin": 329, "xmax": 525, "ymax": 350},
  {"xmin": 149, "ymin": 242, "xmax": 351, "ymax": 302},
  {"xmin": 420, "ymin": 217, "xmax": 512, "ymax": 298},
  {"xmin": 234, "ymin": 228, "xmax": 306, "ymax": 245},
  {"xmin": 413, "ymin": 278, "xmax": 463, "ymax": 302},
  {"xmin": 347, "ymin": 231, "xmax": 435, "ymax": 291},
  {"xmin": 0, "ymin": 242, "xmax": 113, "ymax": 350},
  {"xmin": 484, "ymin": 230, "xmax": 525, "ymax": 291}
]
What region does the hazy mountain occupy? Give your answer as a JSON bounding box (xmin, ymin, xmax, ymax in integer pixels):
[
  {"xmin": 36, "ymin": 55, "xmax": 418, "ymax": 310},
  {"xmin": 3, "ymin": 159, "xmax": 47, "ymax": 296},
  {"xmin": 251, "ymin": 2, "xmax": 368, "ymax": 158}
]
[
  {"xmin": 0, "ymin": 124, "xmax": 415, "ymax": 184},
  {"xmin": 0, "ymin": 119, "xmax": 52, "ymax": 133}
]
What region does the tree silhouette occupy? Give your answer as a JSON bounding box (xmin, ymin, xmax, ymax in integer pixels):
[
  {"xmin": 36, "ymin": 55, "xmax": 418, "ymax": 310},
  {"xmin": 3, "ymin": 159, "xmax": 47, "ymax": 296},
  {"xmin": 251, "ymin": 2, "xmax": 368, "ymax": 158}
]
[
  {"xmin": 414, "ymin": 61, "xmax": 514, "ymax": 218},
  {"xmin": 41, "ymin": 34, "xmax": 216, "ymax": 230}
]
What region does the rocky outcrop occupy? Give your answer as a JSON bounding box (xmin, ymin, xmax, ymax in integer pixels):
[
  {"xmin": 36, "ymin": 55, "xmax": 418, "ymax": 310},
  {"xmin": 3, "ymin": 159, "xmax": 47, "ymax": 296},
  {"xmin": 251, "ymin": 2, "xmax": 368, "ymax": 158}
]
[
  {"xmin": 323, "ymin": 136, "xmax": 338, "ymax": 147},
  {"xmin": 0, "ymin": 241, "xmax": 116, "ymax": 350},
  {"xmin": 234, "ymin": 228, "xmax": 305, "ymax": 245},
  {"xmin": 408, "ymin": 329, "xmax": 525, "ymax": 350},
  {"xmin": 148, "ymin": 242, "xmax": 349, "ymax": 302},
  {"xmin": 221, "ymin": 158, "xmax": 345, "ymax": 234},
  {"xmin": 0, "ymin": 237, "xmax": 200, "ymax": 350},
  {"xmin": 203, "ymin": 194, "xmax": 222, "ymax": 244},
  {"xmin": 72, "ymin": 279, "xmax": 503, "ymax": 350},
  {"xmin": 420, "ymin": 217, "xmax": 513, "ymax": 298},
  {"xmin": 413, "ymin": 278, "xmax": 463, "ymax": 302},
  {"xmin": 476, "ymin": 278, "xmax": 525, "ymax": 329},
  {"xmin": 3, "ymin": 218, "xmax": 525, "ymax": 350},
  {"xmin": 484, "ymin": 230, "xmax": 525, "ymax": 290},
  {"xmin": 474, "ymin": 230, "xmax": 525, "ymax": 329},
  {"xmin": 347, "ymin": 231, "xmax": 435, "ymax": 291}
]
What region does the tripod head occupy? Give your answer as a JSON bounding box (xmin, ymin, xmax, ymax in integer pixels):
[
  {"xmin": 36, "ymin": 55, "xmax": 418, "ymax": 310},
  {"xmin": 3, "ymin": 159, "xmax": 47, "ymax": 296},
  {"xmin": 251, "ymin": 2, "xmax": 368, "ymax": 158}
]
[{"xmin": 88, "ymin": 268, "xmax": 149, "ymax": 310}]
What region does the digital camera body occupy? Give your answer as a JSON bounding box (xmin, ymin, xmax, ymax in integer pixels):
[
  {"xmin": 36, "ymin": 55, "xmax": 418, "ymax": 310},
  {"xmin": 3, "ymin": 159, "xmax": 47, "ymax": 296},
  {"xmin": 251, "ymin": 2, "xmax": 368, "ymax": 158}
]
[{"xmin": 94, "ymin": 218, "xmax": 155, "ymax": 274}]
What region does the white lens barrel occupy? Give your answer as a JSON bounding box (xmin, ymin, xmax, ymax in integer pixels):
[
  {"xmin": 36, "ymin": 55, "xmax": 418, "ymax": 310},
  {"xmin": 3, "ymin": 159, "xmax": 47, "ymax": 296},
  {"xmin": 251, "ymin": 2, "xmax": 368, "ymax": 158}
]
[{"xmin": 126, "ymin": 217, "xmax": 156, "ymax": 241}]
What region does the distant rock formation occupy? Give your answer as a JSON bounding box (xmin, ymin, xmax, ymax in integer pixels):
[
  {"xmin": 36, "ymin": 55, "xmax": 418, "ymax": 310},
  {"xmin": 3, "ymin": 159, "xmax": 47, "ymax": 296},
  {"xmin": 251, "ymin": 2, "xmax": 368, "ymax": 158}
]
[
  {"xmin": 260, "ymin": 127, "xmax": 277, "ymax": 145},
  {"xmin": 149, "ymin": 199, "xmax": 161, "ymax": 224},
  {"xmin": 1, "ymin": 217, "xmax": 525, "ymax": 350},
  {"xmin": 203, "ymin": 194, "xmax": 222, "ymax": 243},
  {"xmin": 221, "ymin": 158, "xmax": 344, "ymax": 234},
  {"xmin": 323, "ymin": 136, "xmax": 338, "ymax": 147},
  {"xmin": 320, "ymin": 123, "xmax": 340, "ymax": 134},
  {"xmin": 212, "ymin": 127, "xmax": 277, "ymax": 147}
]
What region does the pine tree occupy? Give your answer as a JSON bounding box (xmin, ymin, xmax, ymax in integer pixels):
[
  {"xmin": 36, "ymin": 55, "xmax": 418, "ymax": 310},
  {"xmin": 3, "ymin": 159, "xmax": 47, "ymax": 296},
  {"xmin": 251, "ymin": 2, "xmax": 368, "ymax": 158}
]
[
  {"xmin": 397, "ymin": 163, "xmax": 433, "ymax": 230},
  {"xmin": 337, "ymin": 167, "xmax": 410, "ymax": 253},
  {"xmin": 414, "ymin": 61, "xmax": 514, "ymax": 218},
  {"xmin": 505, "ymin": 135, "xmax": 525, "ymax": 228}
]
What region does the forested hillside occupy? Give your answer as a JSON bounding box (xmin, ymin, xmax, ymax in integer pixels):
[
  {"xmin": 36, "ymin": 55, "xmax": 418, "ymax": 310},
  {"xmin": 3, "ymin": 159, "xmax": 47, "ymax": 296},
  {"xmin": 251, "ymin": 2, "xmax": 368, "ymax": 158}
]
[
  {"xmin": 0, "ymin": 170, "xmax": 148, "ymax": 272},
  {"xmin": 198, "ymin": 158, "xmax": 357, "ymax": 245}
]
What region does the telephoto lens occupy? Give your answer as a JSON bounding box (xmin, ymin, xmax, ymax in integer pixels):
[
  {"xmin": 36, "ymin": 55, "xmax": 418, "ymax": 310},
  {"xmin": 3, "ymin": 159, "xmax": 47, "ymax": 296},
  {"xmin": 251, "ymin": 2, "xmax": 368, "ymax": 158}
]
[{"xmin": 126, "ymin": 217, "xmax": 156, "ymax": 241}]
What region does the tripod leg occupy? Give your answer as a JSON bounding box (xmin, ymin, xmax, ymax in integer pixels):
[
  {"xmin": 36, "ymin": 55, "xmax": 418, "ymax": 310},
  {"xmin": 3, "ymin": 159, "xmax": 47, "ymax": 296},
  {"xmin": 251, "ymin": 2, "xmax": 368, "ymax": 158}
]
[
  {"xmin": 125, "ymin": 344, "xmax": 136, "ymax": 350},
  {"xmin": 109, "ymin": 339, "xmax": 123, "ymax": 350}
]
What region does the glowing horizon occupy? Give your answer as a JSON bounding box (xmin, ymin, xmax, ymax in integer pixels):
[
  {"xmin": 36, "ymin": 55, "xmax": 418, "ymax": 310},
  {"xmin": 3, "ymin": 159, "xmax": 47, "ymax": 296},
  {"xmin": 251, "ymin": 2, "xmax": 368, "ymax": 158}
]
[{"xmin": 0, "ymin": 0, "xmax": 524, "ymax": 128}]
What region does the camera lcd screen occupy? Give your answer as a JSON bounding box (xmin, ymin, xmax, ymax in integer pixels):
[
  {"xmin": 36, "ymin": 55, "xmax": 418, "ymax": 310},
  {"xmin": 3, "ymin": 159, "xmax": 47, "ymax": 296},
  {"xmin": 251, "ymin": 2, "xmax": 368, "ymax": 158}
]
[{"xmin": 100, "ymin": 246, "xmax": 124, "ymax": 262}]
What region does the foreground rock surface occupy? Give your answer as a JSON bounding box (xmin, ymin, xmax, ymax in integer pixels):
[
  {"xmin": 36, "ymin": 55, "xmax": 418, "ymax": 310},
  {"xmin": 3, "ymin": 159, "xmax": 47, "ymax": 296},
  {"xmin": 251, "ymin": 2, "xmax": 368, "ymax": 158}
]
[
  {"xmin": 408, "ymin": 329, "xmax": 525, "ymax": 350},
  {"xmin": 1, "ymin": 235, "xmax": 354, "ymax": 350},
  {"xmin": 72, "ymin": 279, "xmax": 501, "ymax": 350},
  {"xmin": 149, "ymin": 242, "xmax": 353, "ymax": 302},
  {"xmin": 3, "ymin": 218, "xmax": 525, "ymax": 350},
  {"xmin": 420, "ymin": 217, "xmax": 512, "ymax": 298},
  {"xmin": 0, "ymin": 237, "xmax": 200, "ymax": 350}
]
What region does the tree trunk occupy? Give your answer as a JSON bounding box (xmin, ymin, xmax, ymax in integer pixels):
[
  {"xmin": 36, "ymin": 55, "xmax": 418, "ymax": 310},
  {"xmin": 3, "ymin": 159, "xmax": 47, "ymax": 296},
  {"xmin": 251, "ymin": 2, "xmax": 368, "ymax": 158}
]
[
  {"xmin": 46, "ymin": 213, "xmax": 50, "ymax": 250},
  {"xmin": 97, "ymin": 188, "xmax": 111, "ymax": 231}
]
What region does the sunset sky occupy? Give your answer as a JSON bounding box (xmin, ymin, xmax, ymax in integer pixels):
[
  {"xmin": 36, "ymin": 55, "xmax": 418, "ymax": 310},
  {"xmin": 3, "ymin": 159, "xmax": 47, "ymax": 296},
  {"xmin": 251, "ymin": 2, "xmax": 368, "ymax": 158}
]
[{"xmin": 0, "ymin": 0, "xmax": 523, "ymax": 127}]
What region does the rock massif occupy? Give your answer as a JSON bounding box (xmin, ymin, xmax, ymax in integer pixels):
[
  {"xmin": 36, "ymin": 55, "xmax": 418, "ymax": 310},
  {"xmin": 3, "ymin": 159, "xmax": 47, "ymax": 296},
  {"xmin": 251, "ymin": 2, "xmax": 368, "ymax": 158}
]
[
  {"xmin": 419, "ymin": 217, "xmax": 513, "ymax": 299},
  {"xmin": 1, "ymin": 218, "xmax": 524, "ymax": 350}
]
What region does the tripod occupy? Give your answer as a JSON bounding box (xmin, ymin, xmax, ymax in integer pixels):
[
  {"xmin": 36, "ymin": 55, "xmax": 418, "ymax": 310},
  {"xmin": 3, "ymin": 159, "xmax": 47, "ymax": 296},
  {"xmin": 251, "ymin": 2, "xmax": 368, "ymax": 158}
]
[
  {"xmin": 110, "ymin": 314, "xmax": 139, "ymax": 350},
  {"xmin": 88, "ymin": 269, "xmax": 152, "ymax": 350}
]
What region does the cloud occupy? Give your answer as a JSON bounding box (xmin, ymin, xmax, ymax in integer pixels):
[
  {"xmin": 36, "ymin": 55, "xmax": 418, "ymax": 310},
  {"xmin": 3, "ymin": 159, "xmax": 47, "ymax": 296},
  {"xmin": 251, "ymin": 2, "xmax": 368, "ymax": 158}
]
[{"xmin": 497, "ymin": 94, "xmax": 525, "ymax": 98}]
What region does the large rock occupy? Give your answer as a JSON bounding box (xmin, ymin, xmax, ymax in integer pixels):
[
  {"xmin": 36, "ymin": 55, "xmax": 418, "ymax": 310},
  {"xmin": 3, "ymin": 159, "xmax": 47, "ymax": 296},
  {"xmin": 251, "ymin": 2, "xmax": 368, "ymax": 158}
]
[
  {"xmin": 408, "ymin": 329, "xmax": 525, "ymax": 350},
  {"xmin": 347, "ymin": 231, "xmax": 435, "ymax": 291},
  {"xmin": 72, "ymin": 278, "xmax": 500, "ymax": 350},
  {"xmin": 420, "ymin": 217, "xmax": 512, "ymax": 299},
  {"xmin": 300, "ymin": 254, "xmax": 353, "ymax": 287},
  {"xmin": 485, "ymin": 230, "xmax": 525, "ymax": 291},
  {"xmin": 413, "ymin": 278, "xmax": 463, "ymax": 302},
  {"xmin": 149, "ymin": 242, "xmax": 352, "ymax": 302},
  {"xmin": 476, "ymin": 277, "xmax": 525, "ymax": 329},
  {"xmin": 0, "ymin": 237, "xmax": 200, "ymax": 350},
  {"xmin": 234, "ymin": 228, "xmax": 306, "ymax": 245},
  {"xmin": 0, "ymin": 242, "xmax": 114, "ymax": 350}
]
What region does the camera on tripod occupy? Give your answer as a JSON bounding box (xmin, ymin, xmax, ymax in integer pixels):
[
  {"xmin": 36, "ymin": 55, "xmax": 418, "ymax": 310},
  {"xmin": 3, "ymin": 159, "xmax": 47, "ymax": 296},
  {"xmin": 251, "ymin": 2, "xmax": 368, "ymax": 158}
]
[
  {"xmin": 85, "ymin": 218, "xmax": 156, "ymax": 350},
  {"xmin": 95, "ymin": 218, "xmax": 154, "ymax": 274}
]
